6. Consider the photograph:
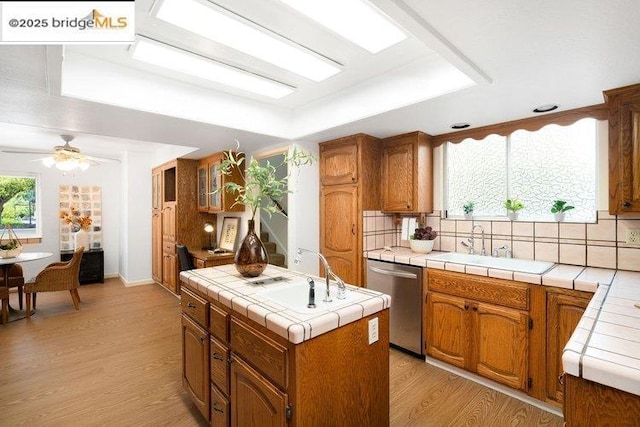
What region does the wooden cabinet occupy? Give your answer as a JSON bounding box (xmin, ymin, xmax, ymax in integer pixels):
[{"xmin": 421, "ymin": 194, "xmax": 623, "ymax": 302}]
[
  {"xmin": 189, "ymin": 249, "xmax": 234, "ymax": 269},
  {"xmin": 198, "ymin": 152, "xmax": 244, "ymax": 213},
  {"xmin": 604, "ymin": 84, "xmax": 640, "ymax": 213},
  {"xmin": 181, "ymin": 279, "xmax": 390, "ymax": 426},
  {"xmin": 151, "ymin": 159, "xmax": 216, "ymax": 294},
  {"xmin": 61, "ymin": 249, "xmax": 104, "ymax": 284},
  {"xmin": 426, "ymin": 269, "xmax": 530, "ymax": 391},
  {"xmin": 546, "ymin": 290, "xmax": 590, "ymax": 405},
  {"xmin": 319, "ymin": 134, "xmax": 381, "ymax": 286},
  {"xmin": 381, "ymin": 131, "xmax": 433, "ymax": 213}
]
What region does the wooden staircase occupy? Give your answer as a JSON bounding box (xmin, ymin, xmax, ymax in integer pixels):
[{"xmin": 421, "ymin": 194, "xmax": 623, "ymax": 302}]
[{"xmin": 260, "ymin": 231, "xmax": 286, "ymax": 267}]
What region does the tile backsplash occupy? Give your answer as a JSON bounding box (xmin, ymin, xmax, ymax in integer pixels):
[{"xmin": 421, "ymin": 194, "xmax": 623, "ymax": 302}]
[{"xmin": 363, "ymin": 210, "xmax": 640, "ymax": 272}]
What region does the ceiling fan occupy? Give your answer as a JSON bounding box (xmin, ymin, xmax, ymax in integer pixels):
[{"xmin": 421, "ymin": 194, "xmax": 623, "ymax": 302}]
[{"xmin": 2, "ymin": 134, "xmax": 118, "ymax": 171}]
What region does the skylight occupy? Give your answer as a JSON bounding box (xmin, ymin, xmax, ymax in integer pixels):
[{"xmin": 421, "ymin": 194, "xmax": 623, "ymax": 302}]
[
  {"xmin": 154, "ymin": 0, "xmax": 342, "ymax": 82},
  {"xmin": 131, "ymin": 38, "xmax": 295, "ymax": 99},
  {"xmin": 277, "ymin": 0, "xmax": 406, "ymax": 53}
]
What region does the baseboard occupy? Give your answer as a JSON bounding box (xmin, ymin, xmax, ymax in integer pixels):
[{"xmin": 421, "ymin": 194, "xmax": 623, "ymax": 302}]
[
  {"xmin": 423, "ymin": 355, "xmax": 563, "ymax": 418},
  {"xmin": 119, "ymin": 275, "xmax": 155, "ymax": 287}
]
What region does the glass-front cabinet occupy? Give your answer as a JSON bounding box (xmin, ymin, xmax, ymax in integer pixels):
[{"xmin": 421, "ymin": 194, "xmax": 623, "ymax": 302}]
[{"xmin": 197, "ymin": 151, "xmax": 244, "ymax": 213}]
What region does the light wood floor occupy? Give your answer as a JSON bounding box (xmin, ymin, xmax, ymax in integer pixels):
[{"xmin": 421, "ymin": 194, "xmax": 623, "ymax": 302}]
[{"xmin": 0, "ymin": 279, "xmax": 564, "ymax": 426}]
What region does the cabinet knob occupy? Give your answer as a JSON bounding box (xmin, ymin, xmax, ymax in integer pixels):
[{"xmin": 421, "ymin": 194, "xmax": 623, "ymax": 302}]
[
  {"xmin": 406, "ymin": 204, "xmax": 411, "ymax": 209},
  {"xmin": 187, "ymin": 302, "xmax": 196, "ymax": 309},
  {"xmin": 351, "ymin": 176, "xmax": 356, "ymax": 182},
  {"xmin": 623, "ymin": 200, "xmax": 632, "ymax": 208},
  {"xmin": 472, "ymin": 306, "xmax": 478, "ymax": 311},
  {"xmin": 199, "ymin": 336, "xmax": 205, "ymax": 343},
  {"xmin": 464, "ymin": 304, "xmax": 469, "ymax": 310},
  {"xmin": 558, "ymin": 373, "xmax": 565, "ymax": 385}
]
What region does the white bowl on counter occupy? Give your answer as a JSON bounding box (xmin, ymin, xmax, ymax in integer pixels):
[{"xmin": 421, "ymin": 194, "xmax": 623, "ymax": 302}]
[{"xmin": 409, "ymin": 239, "xmax": 434, "ymax": 254}]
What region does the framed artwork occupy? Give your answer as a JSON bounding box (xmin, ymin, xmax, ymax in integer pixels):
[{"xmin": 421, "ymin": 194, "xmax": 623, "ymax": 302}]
[{"xmin": 218, "ymin": 217, "xmax": 240, "ymax": 252}]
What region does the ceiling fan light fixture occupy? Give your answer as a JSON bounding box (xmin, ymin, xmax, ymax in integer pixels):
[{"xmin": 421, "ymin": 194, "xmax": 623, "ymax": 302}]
[
  {"xmin": 54, "ymin": 158, "xmax": 80, "ymax": 172},
  {"xmin": 42, "ymin": 156, "xmax": 56, "ymax": 168},
  {"xmin": 533, "ymin": 104, "xmax": 559, "ymax": 113},
  {"xmin": 277, "ymin": 0, "xmax": 406, "ymax": 54},
  {"xmin": 132, "ymin": 38, "xmax": 295, "ymax": 99},
  {"xmin": 154, "ymin": 0, "xmax": 341, "ymax": 82}
]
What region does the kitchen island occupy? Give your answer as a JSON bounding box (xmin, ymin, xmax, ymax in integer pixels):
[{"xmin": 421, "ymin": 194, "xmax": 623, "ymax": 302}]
[{"xmin": 179, "ymin": 264, "xmax": 391, "ymax": 426}]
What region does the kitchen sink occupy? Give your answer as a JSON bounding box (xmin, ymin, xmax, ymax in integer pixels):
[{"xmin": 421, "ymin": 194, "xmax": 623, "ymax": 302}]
[
  {"xmin": 254, "ymin": 278, "xmax": 363, "ymax": 314},
  {"xmin": 427, "ymin": 252, "xmax": 554, "ymax": 274}
]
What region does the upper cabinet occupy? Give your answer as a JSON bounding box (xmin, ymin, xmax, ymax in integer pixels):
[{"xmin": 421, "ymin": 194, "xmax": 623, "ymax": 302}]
[
  {"xmin": 198, "ymin": 151, "xmax": 244, "ymax": 213},
  {"xmin": 320, "ymin": 142, "xmax": 358, "ymax": 185},
  {"xmin": 604, "ymin": 84, "xmax": 640, "ymax": 214},
  {"xmin": 381, "ymin": 131, "xmax": 433, "ymax": 213}
]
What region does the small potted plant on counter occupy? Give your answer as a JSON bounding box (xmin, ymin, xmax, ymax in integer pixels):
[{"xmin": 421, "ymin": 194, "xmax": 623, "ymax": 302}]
[
  {"xmin": 504, "ymin": 198, "xmax": 524, "ymax": 221},
  {"xmin": 551, "ymin": 199, "xmax": 574, "ymax": 222},
  {"xmin": 463, "ymin": 201, "xmax": 474, "ymax": 220},
  {"xmin": 409, "ymin": 226, "xmax": 437, "ymax": 254}
]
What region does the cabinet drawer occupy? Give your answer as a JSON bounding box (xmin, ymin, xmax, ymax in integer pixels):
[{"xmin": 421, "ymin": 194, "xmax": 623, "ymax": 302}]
[
  {"xmin": 428, "ymin": 269, "xmax": 529, "ymax": 310},
  {"xmin": 163, "ymin": 241, "xmax": 175, "ymax": 254},
  {"xmin": 230, "ymin": 317, "xmax": 288, "ymax": 390},
  {"xmin": 209, "ymin": 304, "xmax": 229, "ymax": 342},
  {"xmin": 210, "ymin": 384, "xmax": 230, "ymax": 427},
  {"xmin": 181, "ymin": 288, "xmax": 209, "ymax": 327},
  {"xmin": 210, "ymin": 337, "xmax": 230, "ymax": 396}
]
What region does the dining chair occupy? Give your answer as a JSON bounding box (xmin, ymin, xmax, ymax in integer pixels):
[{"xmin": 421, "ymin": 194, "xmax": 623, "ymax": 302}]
[
  {"xmin": 0, "ymin": 286, "xmax": 9, "ymax": 324},
  {"xmin": 0, "ymin": 264, "xmax": 25, "ymax": 310},
  {"xmin": 24, "ymin": 247, "xmax": 83, "ymax": 317}
]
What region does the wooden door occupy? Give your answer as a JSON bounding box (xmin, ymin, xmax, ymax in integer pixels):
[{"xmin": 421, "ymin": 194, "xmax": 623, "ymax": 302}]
[
  {"xmin": 163, "ymin": 252, "xmax": 177, "ymax": 294},
  {"xmin": 162, "ymin": 202, "xmax": 176, "ymax": 241},
  {"xmin": 208, "ymin": 157, "xmax": 223, "ymax": 212},
  {"xmin": 320, "ymin": 141, "xmax": 358, "ymax": 185},
  {"xmin": 151, "ymin": 210, "xmax": 162, "ymax": 283},
  {"xmin": 426, "ymin": 292, "xmax": 470, "ymax": 369},
  {"xmin": 152, "ymin": 167, "xmax": 162, "ymax": 210},
  {"xmin": 182, "ymin": 315, "xmax": 210, "ymax": 421},
  {"xmin": 475, "ymin": 303, "xmax": 529, "ymax": 391},
  {"xmin": 619, "ymin": 101, "xmax": 640, "ymax": 212},
  {"xmin": 230, "ymin": 356, "xmax": 287, "ymax": 427},
  {"xmin": 381, "ymin": 141, "xmax": 414, "ymax": 211},
  {"xmin": 546, "ymin": 292, "xmax": 590, "ymax": 403},
  {"xmin": 320, "ymin": 185, "xmax": 359, "ymax": 285}
]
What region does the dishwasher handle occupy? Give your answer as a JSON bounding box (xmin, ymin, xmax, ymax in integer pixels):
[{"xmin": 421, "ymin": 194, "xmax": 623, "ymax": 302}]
[{"xmin": 368, "ymin": 266, "xmax": 418, "ymax": 280}]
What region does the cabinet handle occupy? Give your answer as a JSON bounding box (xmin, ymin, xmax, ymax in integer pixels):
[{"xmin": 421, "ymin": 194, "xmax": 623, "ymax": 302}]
[
  {"xmin": 351, "ymin": 224, "xmax": 356, "ymax": 235},
  {"xmin": 199, "ymin": 336, "xmax": 205, "ymax": 343},
  {"xmin": 187, "ymin": 302, "xmax": 196, "ymax": 309},
  {"xmin": 472, "ymin": 306, "xmax": 478, "ymax": 311},
  {"xmin": 464, "ymin": 304, "xmax": 469, "ymax": 310},
  {"xmin": 213, "ymin": 403, "xmax": 224, "ymax": 413},
  {"xmin": 212, "ymin": 352, "xmax": 224, "ymax": 361},
  {"xmin": 558, "ymin": 373, "xmax": 565, "ymax": 386},
  {"xmin": 351, "ymin": 176, "xmax": 356, "ymax": 182},
  {"xmin": 623, "ymin": 200, "xmax": 632, "ymax": 208},
  {"xmin": 406, "ymin": 204, "xmax": 410, "ymax": 209}
]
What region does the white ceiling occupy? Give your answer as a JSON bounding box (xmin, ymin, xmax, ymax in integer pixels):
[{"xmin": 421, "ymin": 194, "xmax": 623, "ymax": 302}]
[{"xmin": 0, "ymin": 0, "xmax": 639, "ymax": 160}]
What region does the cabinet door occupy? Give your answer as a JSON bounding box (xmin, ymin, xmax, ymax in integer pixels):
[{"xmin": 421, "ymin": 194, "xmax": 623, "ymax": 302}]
[
  {"xmin": 230, "ymin": 355, "xmax": 287, "ymax": 427},
  {"xmin": 475, "ymin": 303, "xmax": 529, "ymax": 391},
  {"xmin": 152, "ymin": 211, "xmax": 162, "ymax": 283},
  {"xmin": 162, "ymin": 202, "xmax": 176, "ymax": 241},
  {"xmin": 209, "ymin": 159, "xmax": 223, "ymax": 212},
  {"xmin": 546, "ymin": 292, "xmax": 590, "ymax": 403},
  {"xmin": 381, "ymin": 142, "xmax": 414, "ymax": 211},
  {"xmin": 320, "ymin": 185, "xmax": 360, "ymax": 285},
  {"xmin": 163, "ymin": 252, "xmax": 177, "ymax": 294},
  {"xmin": 211, "ymin": 336, "xmax": 230, "ymax": 396},
  {"xmin": 426, "ymin": 292, "xmax": 470, "ymax": 369},
  {"xmin": 211, "ymin": 384, "xmax": 230, "ymax": 427},
  {"xmin": 182, "ymin": 314, "xmax": 210, "ymax": 421},
  {"xmin": 320, "ymin": 142, "xmax": 358, "ymax": 185},
  {"xmin": 197, "ymin": 163, "xmax": 208, "ymax": 212},
  {"xmin": 619, "ymin": 101, "xmax": 640, "ymax": 212},
  {"xmin": 152, "ymin": 168, "xmax": 162, "ymax": 210}
]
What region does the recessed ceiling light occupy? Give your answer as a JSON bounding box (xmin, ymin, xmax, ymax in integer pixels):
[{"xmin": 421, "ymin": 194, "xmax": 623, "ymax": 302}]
[
  {"xmin": 276, "ymin": 0, "xmax": 407, "ymax": 54},
  {"xmin": 533, "ymin": 104, "xmax": 559, "ymax": 113},
  {"xmin": 154, "ymin": 0, "xmax": 342, "ymax": 82},
  {"xmin": 131, "ymin": 38, "xmax": 295, "ymax": 99},
  {"xmin": 450, "ymin": 123, "xmax": 471, "ymax": 129}
]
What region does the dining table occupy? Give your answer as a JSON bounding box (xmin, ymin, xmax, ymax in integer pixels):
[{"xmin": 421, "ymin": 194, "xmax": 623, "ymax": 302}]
[{"xmin": 1, "ymin": 252, "xmax": 53, "ymax": 321}]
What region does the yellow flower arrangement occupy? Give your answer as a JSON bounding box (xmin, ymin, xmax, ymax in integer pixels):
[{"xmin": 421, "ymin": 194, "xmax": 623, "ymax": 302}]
[{"xmin": 59, "ymin": 207, "xmax": 92, "ymax": 231}]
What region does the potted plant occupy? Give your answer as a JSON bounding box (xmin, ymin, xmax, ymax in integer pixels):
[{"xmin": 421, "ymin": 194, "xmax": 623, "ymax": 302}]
[
  {"xmin": 0, "ymin": 224, "xmax": 22, "ymax": 258},
  {"xmin": 504, "ymin": 198, "xmax": 524, "ymax": 221},
  {"xmin": 409, "ymin": 226, "xmax": 437, "ymax": 254},
  {"xmin": 463, "ymin": 201, "xmax": 474, "ymax": 220},
  {"xmin": 219, "ymin": 145, "xmax": 315, "ymax": 277},
  {"xmin": 551, "ymin": 199, "xmax": 574, "ymax": 222}
]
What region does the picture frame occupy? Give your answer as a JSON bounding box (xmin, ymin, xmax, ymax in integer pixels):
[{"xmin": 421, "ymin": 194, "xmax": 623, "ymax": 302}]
[{"xmin": 218, "ymin": 217, "xmax": 240, "ymax": 252}]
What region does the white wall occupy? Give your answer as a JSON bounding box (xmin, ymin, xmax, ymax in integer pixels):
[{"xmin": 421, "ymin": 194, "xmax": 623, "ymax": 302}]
[{"xmin": 1, "ymin": 153, "xmax": 122, "ymax": 280}]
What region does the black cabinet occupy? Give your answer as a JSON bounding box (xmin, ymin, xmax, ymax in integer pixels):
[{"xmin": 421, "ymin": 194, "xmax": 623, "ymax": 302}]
[{"xmin": 61, "ymin": 249, "xmax": 104, "ymax": 285}]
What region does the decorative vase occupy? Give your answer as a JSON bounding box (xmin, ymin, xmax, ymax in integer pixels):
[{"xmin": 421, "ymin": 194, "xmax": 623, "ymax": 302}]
[
  {"xmin": 464, "ymin": 213, "xmax": 473, "ymax": 220},
  {"xmin": 74, "ymin": 228, "xmax": 90, "ymax": 251},
  {"xmin": 234, "ymin": 219, "xmax": 269, "ymax": 277},
  {"xmin": 409, "ymin": 239, "xmax": 434, "ymax": 254},
  {"xmin": 554, "ymin": 212, "xmax": 565, "ymax": 222},
  {"xmin": 507, "ymin": 211, "xmax": 519, "ymax": 221}
]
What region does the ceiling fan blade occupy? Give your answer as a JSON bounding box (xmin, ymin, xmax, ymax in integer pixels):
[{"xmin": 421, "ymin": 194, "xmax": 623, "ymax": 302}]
[
  {"xmin": 1, "ymin": 148, "xmax": 52, "ymax": 155},
  {"xmin": 84, "ymin": 154, "xmax": 120, "ymax": 163}
]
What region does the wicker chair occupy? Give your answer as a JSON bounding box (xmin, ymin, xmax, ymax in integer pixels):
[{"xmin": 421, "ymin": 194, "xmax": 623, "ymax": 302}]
[
  {"xmin": 1, "ymin": 286, "xmax": 9, "ymax": 324},
  {"xmin": 24, "ymin": 247, "xmax": 84, "ymax": 317},
  {"xmin": 0, "ymin": 264, "xmax": 25, "ymax": 310}
]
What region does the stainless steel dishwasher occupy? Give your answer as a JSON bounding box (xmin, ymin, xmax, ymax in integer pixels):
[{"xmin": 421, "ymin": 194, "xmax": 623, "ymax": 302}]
[{"xmin": 366, "ymin": 259, "xmax": 423, "ymax": 356}]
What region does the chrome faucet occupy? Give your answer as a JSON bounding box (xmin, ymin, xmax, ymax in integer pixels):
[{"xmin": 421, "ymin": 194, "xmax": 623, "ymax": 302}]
[
  {"xmin": 294, "ymin": 248, "xmax": 346, "ymax": 301},
  {"xmin": 492, "ymin": 245, "xmax": 512, "ymax": 258},
  {"xmin": 472, "ymin": 225, "xmax": 487, "ymax": 256}
]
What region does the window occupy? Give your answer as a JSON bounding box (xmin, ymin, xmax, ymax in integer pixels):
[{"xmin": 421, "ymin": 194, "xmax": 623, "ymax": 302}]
[
  {"xmin": 0, "ymin": 173, "xmax": 40, "ymax": 237},
  {"xmin": 445, "ymin": 118, "xmax": 597, "ymax": 222}
]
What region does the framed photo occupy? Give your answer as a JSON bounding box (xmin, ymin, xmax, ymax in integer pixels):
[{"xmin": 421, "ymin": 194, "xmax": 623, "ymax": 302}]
[{"xmin": 218, "ymin": 217, "xmax": 240, "ymax": 252}]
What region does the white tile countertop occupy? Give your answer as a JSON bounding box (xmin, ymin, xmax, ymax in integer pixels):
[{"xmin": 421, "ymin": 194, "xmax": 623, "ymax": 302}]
[
  {"xmin": 365, "ymin": 246, "xmax": 640, "ymax": 396},
  {"xmin": 180, "ymin": 264, "xmax": 390, "ymax": 345},
  {"xmin": 562, "ymin": 270, "xmax": 640, "ymax": 396}
]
